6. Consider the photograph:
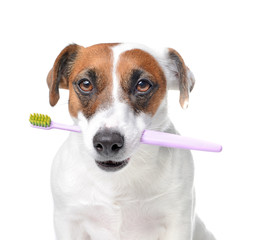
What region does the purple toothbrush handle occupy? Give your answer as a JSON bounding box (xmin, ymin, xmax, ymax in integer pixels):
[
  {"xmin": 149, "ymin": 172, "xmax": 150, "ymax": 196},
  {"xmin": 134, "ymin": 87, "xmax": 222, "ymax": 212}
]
[
  {"xmin": 141, "ymin": 130, "xmax": 222, "ymax": 152},
  {"xmin": 30, "ymin": 121, "xmax": 81, "ymax": 133},
  {"xmin": 50, "ymin": 122, "xmax": 81, "ymax": 133}
]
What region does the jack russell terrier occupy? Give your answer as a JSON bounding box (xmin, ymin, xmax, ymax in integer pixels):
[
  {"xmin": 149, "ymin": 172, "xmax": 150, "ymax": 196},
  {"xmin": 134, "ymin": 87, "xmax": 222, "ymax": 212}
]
[{"xmin": 47, "ymin": 43, "xmax": 215, "ymax": 240}]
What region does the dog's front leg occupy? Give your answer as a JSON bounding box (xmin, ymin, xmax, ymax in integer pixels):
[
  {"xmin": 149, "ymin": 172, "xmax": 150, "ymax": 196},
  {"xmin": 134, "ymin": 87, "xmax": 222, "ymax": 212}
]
[
  {"xmin": 161, "ymin": 220, "xmax": 193, "ymax": 240},
  {"xmin": 160, "ymin": 200, "xmax": 194, "ymax": 240},
  {"xmin": 54, "ymin": 213, "xmax": 90, "ymax": 240}
]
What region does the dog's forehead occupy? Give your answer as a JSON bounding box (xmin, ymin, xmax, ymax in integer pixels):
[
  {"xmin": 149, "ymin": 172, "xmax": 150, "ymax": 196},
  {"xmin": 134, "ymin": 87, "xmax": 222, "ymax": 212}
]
[
  {"xmin": 73, "ymin": 43, "xmax": 165, "ymax": 76},
  {"xmin": 112, "ymin": 43, "xmax": 166, "ymax": 67}
]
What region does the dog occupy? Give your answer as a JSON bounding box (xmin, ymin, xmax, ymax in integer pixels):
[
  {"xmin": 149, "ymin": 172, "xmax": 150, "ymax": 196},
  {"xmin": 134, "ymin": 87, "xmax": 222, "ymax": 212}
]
[{"xmin": 47, "ymin": 43, "xmax": 215, "ymax": 240}]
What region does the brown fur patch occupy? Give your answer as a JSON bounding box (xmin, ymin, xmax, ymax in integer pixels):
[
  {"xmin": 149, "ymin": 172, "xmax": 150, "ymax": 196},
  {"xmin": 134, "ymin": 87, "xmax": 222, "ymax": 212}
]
[
  {"xmin": 116, "ymin": 49, "xmax": 167, "ymax": 116},
  {"xmin": 67, "ymin": 43, "xmax": 118, "ymax": 118}
]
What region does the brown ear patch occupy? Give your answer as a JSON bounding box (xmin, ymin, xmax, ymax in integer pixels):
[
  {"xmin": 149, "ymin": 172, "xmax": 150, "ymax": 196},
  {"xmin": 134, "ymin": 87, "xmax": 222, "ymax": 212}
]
[
  {"xmin": 116, "ymin": 49, "xmax": 167, "ymax": 116},
  {"xmin": 168, "ymin": 48, "xmax": 194, "ymax": 109},
  {"xmin": 47, "ymin": 44, "xmax": 81, "ymax": 106}
]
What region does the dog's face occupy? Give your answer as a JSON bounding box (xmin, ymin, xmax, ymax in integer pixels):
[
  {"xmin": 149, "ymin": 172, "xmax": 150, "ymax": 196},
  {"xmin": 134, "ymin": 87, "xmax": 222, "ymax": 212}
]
[{"xmin": 47, "ymin": 43, "xmax": 194, "ymax": 172}]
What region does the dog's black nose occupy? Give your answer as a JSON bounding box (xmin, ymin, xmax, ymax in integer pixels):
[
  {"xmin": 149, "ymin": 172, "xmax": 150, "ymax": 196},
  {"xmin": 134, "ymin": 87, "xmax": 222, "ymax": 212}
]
[{"xmin": 93, "ymin": 130, "xmax": 124, "ymax": 156}]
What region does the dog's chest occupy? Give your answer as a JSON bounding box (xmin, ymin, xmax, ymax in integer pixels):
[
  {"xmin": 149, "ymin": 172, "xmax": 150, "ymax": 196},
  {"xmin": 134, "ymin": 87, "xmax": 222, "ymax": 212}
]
[
  {"xmin": 80, "ymin": 192, "xmax": 168, "ymax": 240},
  {"xmin": 53, "ymin": 165, "xmax": 169, "ymax": 239}
]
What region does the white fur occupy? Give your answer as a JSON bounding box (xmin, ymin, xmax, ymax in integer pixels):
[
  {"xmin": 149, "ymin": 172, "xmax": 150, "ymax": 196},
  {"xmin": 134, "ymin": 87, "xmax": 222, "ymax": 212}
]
[{"xmin": 51, "ymin": 43, "xmax": 215, "ymax": 240}]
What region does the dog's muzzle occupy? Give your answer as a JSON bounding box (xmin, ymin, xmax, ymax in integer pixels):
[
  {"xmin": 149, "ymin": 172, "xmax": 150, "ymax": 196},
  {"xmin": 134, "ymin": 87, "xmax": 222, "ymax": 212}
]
[{"xmin": 93, "ymin": 129, "xmax": 129, "ymax": 171}]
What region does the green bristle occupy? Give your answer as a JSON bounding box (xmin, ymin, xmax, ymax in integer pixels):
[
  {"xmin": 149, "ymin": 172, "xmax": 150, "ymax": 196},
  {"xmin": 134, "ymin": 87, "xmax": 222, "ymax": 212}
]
[{"xmin": 29, "ymin": 113, "xmax": 51, "ymax": 128}]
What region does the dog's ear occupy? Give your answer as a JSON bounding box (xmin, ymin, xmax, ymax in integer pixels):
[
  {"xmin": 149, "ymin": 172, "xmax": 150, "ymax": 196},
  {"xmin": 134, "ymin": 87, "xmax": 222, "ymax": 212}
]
[
  {"xmin": 47, "ymin": 44, "xmax": 81, "ymax": 106},
  {"xmin": 167, "ymin": 48, "xmax": 195, "ymax": 109}
]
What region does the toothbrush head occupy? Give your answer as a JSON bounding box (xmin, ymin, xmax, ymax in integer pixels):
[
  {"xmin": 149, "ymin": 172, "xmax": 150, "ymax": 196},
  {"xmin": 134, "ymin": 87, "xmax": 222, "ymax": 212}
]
[{"xmin": 29, "ymin": 113, "xmax": 51, "ymax": 127}]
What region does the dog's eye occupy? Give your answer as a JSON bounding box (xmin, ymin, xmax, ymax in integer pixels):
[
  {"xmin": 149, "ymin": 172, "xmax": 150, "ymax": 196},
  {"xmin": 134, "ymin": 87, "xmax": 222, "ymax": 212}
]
[
  {"xmin": 136, "ymin": 79, "xmax": 152, "ymax": 93},
  {"xmin": 78, "ymin": 79, "xmax": 93, "ymax": 92}
]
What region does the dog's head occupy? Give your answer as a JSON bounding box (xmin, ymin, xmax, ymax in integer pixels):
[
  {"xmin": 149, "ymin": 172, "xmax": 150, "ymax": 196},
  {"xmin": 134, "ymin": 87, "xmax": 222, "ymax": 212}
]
[{"xmin": 47, "ymin": 43, "xmax": 194, "ymax": 172}]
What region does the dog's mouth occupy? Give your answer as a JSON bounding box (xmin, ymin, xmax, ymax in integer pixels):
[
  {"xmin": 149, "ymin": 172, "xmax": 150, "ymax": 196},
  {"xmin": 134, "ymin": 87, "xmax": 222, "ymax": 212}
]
[{"xmin": 95, "ymin": 158, "xmax": 130, "ymax": 172}]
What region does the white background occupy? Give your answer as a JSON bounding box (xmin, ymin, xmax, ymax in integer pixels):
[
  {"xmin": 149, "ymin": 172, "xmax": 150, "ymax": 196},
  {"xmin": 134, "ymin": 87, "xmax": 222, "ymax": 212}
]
[{"xmin": 0, "ymin": 0, "xmax": 252, "ymax": 239}]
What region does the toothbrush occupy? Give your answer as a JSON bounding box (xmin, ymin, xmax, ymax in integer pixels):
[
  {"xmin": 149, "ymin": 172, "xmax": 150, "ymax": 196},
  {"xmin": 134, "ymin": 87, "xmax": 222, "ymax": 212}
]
[
  {"xmin": 29, "ymin": 113, "xmax": 81, "ymax": 132},
  {"xmin": 29, "ymin": 113, "xmax": 222, "ymax": 152}
]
